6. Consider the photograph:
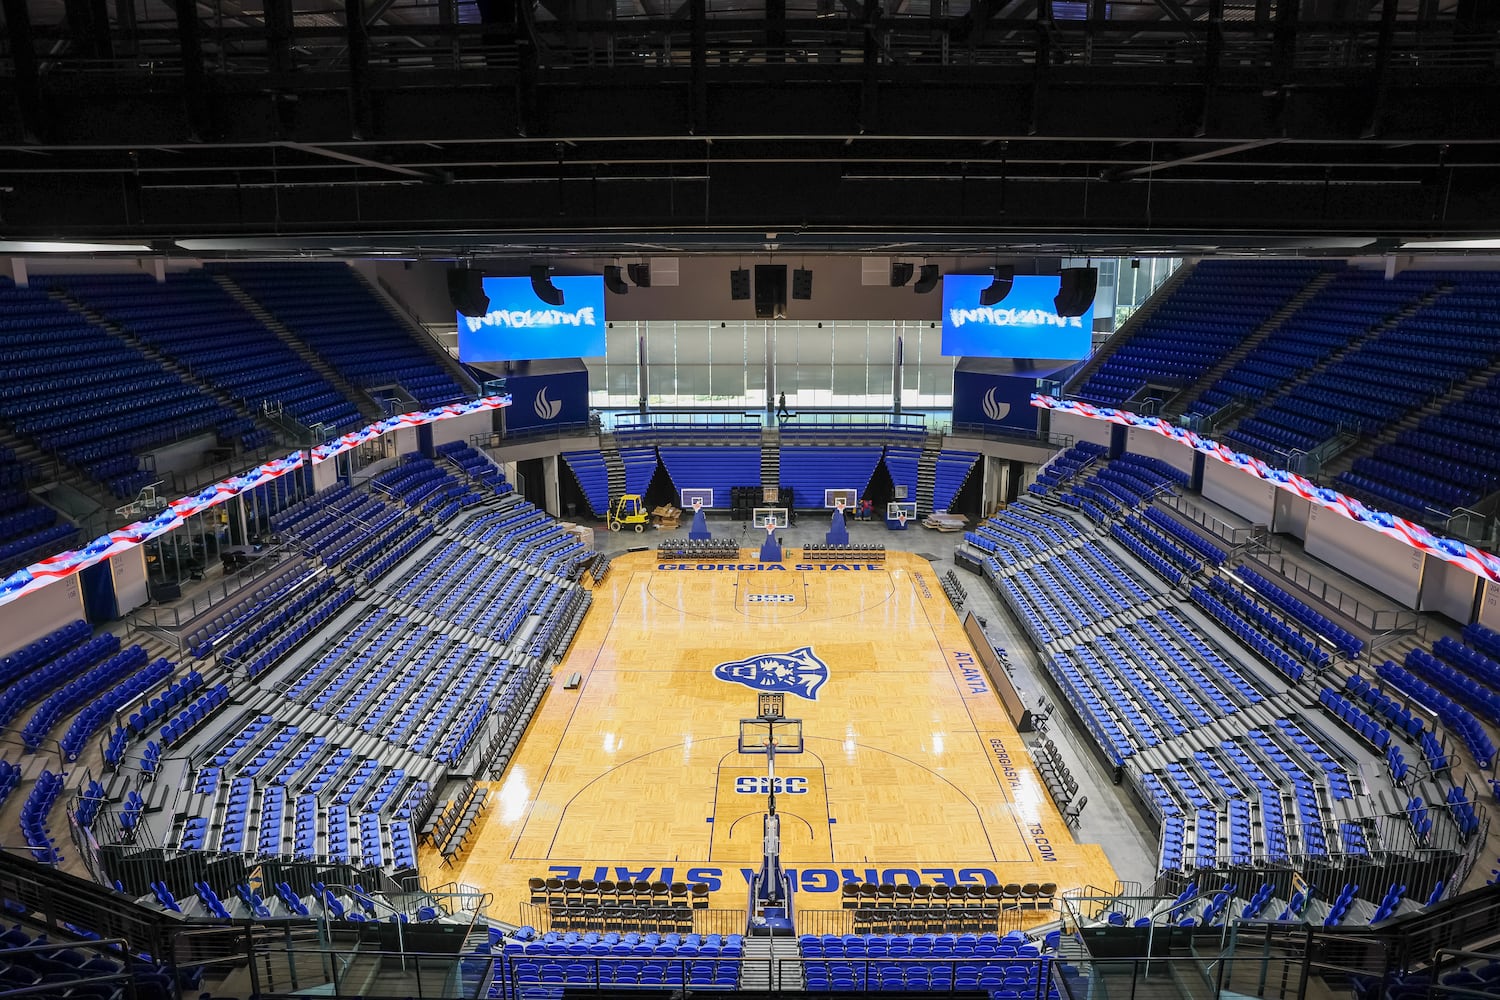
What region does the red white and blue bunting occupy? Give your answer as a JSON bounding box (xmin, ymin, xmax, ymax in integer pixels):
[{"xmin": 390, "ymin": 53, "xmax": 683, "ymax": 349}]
[
  {"xmin": 0, "ymin": 394, "xmax": 509, "ymax": 608},
  {"xmin": 1032, "ymin": 394, "xmax": 1500, "ymax": 585}
]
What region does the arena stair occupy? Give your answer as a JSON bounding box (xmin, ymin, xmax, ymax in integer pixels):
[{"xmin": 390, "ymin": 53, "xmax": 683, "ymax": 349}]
[
  {"xmin": 916, "ymin": 431, "xmax": 942, "ymax": 514},
  {"xmin": 349, "ymin": 268, "xmax": 480, "ymax": 398},
  {"xmin": 740, "ymin": 935, "xmax": 801, "ymax": 990},
  {"xmin": 760, "ymin": 426, "xmax": 780, "ymax": 493},
  {"xmin": 211, "ymin": 273, "xmax": 384, "ymax": 423},
  {"xmin": 1168, "ymin": 269, "xmax": 1339, "ymax": 417},
  {"xmin": 49, "ymin": 289, "xmax": 280, "ymax": 455},
  {"xmin": 599, "ymin": 435, "xmax": 627, "ymax": 499},
  {"xmin": 1320, "ymin": 349, "xmax": 1500, "ymax": 482}
]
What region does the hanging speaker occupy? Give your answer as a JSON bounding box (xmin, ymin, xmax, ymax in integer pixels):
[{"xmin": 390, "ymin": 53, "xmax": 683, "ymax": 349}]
[
  {"xmin": 1054, "ymin": 267, "xmax": 1099, "ymax": 317},
  {"xmin": 530, "ymin": 265, "xmax": 565, "ymax": 307},
  {"xmin": 979, "ymin": 266, "xmax": 1015, "ymax": 307},
  {"xmin": 627, "ymin": 262, "xmax": 651, "ymax": 288},
  {"xmin": 890, "ymin": 262, "xmax": 914, "ymax": 287},
  {"xmin": 730, "ymin": 268, "xmax": 751, "ymax": 300},
  {"xmin": 603, "ymin": 266, "xmax": 629, "ymax": 295},
  {"xmin": 792, "ymin": 268, "xmax": 813, "ymax": 300},
  {"xmin": 913, "ymin": 265, "xmax": 940, "ymax": 294},
  {"xmin": 446, "ymin": 269, "xmax": 489, "ymax": 317},
  {"xmin": 754, "ymin": 264, "xmax": 787, "ymax": 319}
]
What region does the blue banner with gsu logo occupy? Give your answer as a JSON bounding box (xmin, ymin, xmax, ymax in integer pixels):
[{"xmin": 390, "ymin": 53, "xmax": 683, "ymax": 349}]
[
  {"xmin": 952, "ymin": 370, "xmax": 1039, "ymax": 432},
  {"xmin": 502, "ymin": 369, "xmax": 590, "ymax": 431}
]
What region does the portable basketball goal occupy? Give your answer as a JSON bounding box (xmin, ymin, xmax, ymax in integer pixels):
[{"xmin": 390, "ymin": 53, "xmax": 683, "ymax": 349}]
[
  {"xmin": 752, "ymin": 507, "xmax": 789, "ymax": 563},
  {"xmin": 738, "ymin": 693, "xmax": 803, "ymax": 909}
]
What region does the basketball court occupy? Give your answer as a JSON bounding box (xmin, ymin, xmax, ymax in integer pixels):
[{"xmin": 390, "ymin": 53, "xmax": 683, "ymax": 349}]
[{"xmin": 424, "ymin": 545, "xmax": 1118, "ymax": 919}]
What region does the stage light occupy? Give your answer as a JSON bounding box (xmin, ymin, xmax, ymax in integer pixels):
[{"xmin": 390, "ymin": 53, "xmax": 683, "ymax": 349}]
[
  {"xmin": 1054, "ymin": 267, "xmax": 1098, "ymax": 317},
  {"xmin": 603, "ymin": 265, "xmax": 630, "ymax": 295},
  {"xmin": 530, "ymin": 265, "xmax": 565, "ymax": 306},
  {"xmin": 978, "ymin": 265, "xmax": 1014, "ymax": 306}
]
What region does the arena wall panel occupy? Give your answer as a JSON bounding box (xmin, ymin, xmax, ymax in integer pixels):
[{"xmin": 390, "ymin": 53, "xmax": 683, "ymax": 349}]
[
  {"xmin": 1305, "ymin": 503, "xmax": 1425, "ymax": 610},
  {"xmin": 1202, "ymin": 459, "xmax": 1275, "ymax": 525},
  {"xmin": 0, "ymin": 575, "xmax": 84, "ymax": 650},
  {"xmin": 110, "ymin": 547, "xmax": 149, "ymax": 615},
  {"xmin": 1420, "ymin": 556, "xmax": 1479, "ymax": 624},
  {"xmin": 1126, "ymin": 426, "xmax": 1194, "ymax": 476}
]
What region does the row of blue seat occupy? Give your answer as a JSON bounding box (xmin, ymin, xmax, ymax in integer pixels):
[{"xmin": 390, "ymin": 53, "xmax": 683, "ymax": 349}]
[
  {"xmin": 220, "ymin": 263, "xmax": 468, "ymax": 406},
  {"xmin": 160, "ymin": 684, "xmax": 231, "ymax": 747},
  {"xmin": 57, "ymin": 655, "xmax": 175, "ymax": 760},
  {"xmin": 1235, "ymin": 566, "xmax": 1362, "ymax": 657},
  {"xmin": 1208, "ymin": 577, "xmax": 1330, "ymax": 668},
  {"xmin": 183, "ymin": 563, "xmax": 316, "ymax": 657},
  {"xmin": 1375, "ymin": 660, "xmax": 1496, "ymax": 768}
]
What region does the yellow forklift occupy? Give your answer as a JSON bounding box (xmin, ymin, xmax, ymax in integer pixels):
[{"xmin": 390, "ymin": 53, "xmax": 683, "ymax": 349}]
[{"xmin": 608, "ymin": 494, "xmax": 649, "ymax": 532}]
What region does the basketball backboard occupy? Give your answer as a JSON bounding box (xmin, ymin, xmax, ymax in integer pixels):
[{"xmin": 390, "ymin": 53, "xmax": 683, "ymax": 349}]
[
  {"xmin": 887, "ymin": 501, "xmax": 917, "ymax": 520},
  {"xmin": 738, "ymin": 716, "xmax": 804, "ymax": 754},
  {"xmin": 681, "ymin": 487, "xmax": 714, "ymax": 509},
  {"xmin": 753, "ymin": 507, "xmax": 790, "ymax": 529},
  {"xmin": 824, "ymin": 488, "xmax": 858, "ymax": 510}
]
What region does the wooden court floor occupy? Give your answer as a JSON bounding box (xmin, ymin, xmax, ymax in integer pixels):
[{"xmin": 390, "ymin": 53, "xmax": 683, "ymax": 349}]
[{"xmin": 421, "ymin": 550, "xmax": 1117, "ymax": 920}]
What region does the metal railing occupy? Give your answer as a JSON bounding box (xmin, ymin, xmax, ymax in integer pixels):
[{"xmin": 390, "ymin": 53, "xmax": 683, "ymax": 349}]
[
  {"xmin": 794, "ymin": 906, "xmax": 1042, "ymax": 938},
  {"xmin": 515, "ymin": 902, "xmax": 747, "ymax": 936},
  {"xmin": 18, "ymin": 16, "xmax": 1498, "ymax": 78},
  {"xmin": 1159, "ymin": 493, "xmax": 1266, "ymax": 549},
  {"xmin": 949, "ymin": 422, "xmax": 1067, "ymax": 450},
  {"xmin": 1247, "ymin": 549, "xmax": 1422, "ymax": 636},
  {"xmin": 125, "ymin": 543, "xmax": 299, "ymax": 637}
]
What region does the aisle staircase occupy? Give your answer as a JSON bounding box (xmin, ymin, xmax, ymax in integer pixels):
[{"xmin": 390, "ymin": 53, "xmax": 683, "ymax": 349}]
[
  {"xmin": 1319, "ymin": 350, "xmax": 1500, "ymax": 482},
  {"xmin": 916, "ymin": 431, "xmax": 943, "ymax": 514},
  {"xmin": 1167, "ymin": 270, "xmax": 1339, "ymax": 417},
  {"xmin": 740, "ymin": 935, "xmax": 804, "ymax": 991},
  {"xmin": 600, "ymin": 435, "xmax": 626, "ymax": 500},
  {"xmin": 212, "ymin": 274, "xmax": 385, "ymax": 424},
  {"xmin": 761, "ymin": 426, "xmax": 781, "ymax": 494},
  {"xmin": 50, "ymin": 290, "xmax": 279, "ymax": 451},
  {"xmin": 1216, "ymin": 283, "xmax": 1455, "ymax": 442}
]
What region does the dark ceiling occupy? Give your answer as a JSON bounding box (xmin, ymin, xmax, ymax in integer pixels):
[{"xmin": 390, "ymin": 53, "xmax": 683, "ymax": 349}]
[{"xmin": 1, "ymin": 0, "xmax": 1497, "ymax": 257}]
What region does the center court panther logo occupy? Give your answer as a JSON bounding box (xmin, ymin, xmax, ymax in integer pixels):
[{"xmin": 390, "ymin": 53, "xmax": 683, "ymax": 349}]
[
  {"xmin": 713, "ymin": 647, "xmax": 829, "ymax": 701},
  {"xmin": 982, "ymin": 387, "xmax": 1011, "ymax": 422},
  {"xmin": 533, "ymin": 387, "xmax": 562, "ymax": 421}
]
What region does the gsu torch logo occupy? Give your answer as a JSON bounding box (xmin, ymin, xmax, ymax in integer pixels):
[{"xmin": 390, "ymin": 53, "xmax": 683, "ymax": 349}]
[
  {"xmin": 533, "ymin": 386, "xmax": 562, "ymax": 421},
  {"xmin": 982, "ymin": 387, "xmax": 1011, "ymax": 422}
]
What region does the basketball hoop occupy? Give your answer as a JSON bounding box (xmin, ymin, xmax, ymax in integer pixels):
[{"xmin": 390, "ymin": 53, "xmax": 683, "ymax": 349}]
[
  {"xmin": 692, "ymin": 499, "xmax": 704, "ymax": 514},
  {"xmin": 765, "ymin": 522, "xmax": 778, "ymax": 537},
  {"xmin": 897, "ymin": 511, "xmax": 909, "ymax": 528},
  {"xmin": 834, "ymin": 499, "xmax": 847, "ymax": 516}
]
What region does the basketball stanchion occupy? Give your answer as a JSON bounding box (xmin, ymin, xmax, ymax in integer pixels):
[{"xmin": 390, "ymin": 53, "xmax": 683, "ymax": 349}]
[
  {"xmin": 826, "ymin": 499, "xmax": 850, "ymax": 546},
  {"xmin": 759, "ymin": 520, "xmax": 783, "ymax": 563},
  {"xmin": 688, "ymin": 498, "xmax": 712, "ymax": 541}
]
